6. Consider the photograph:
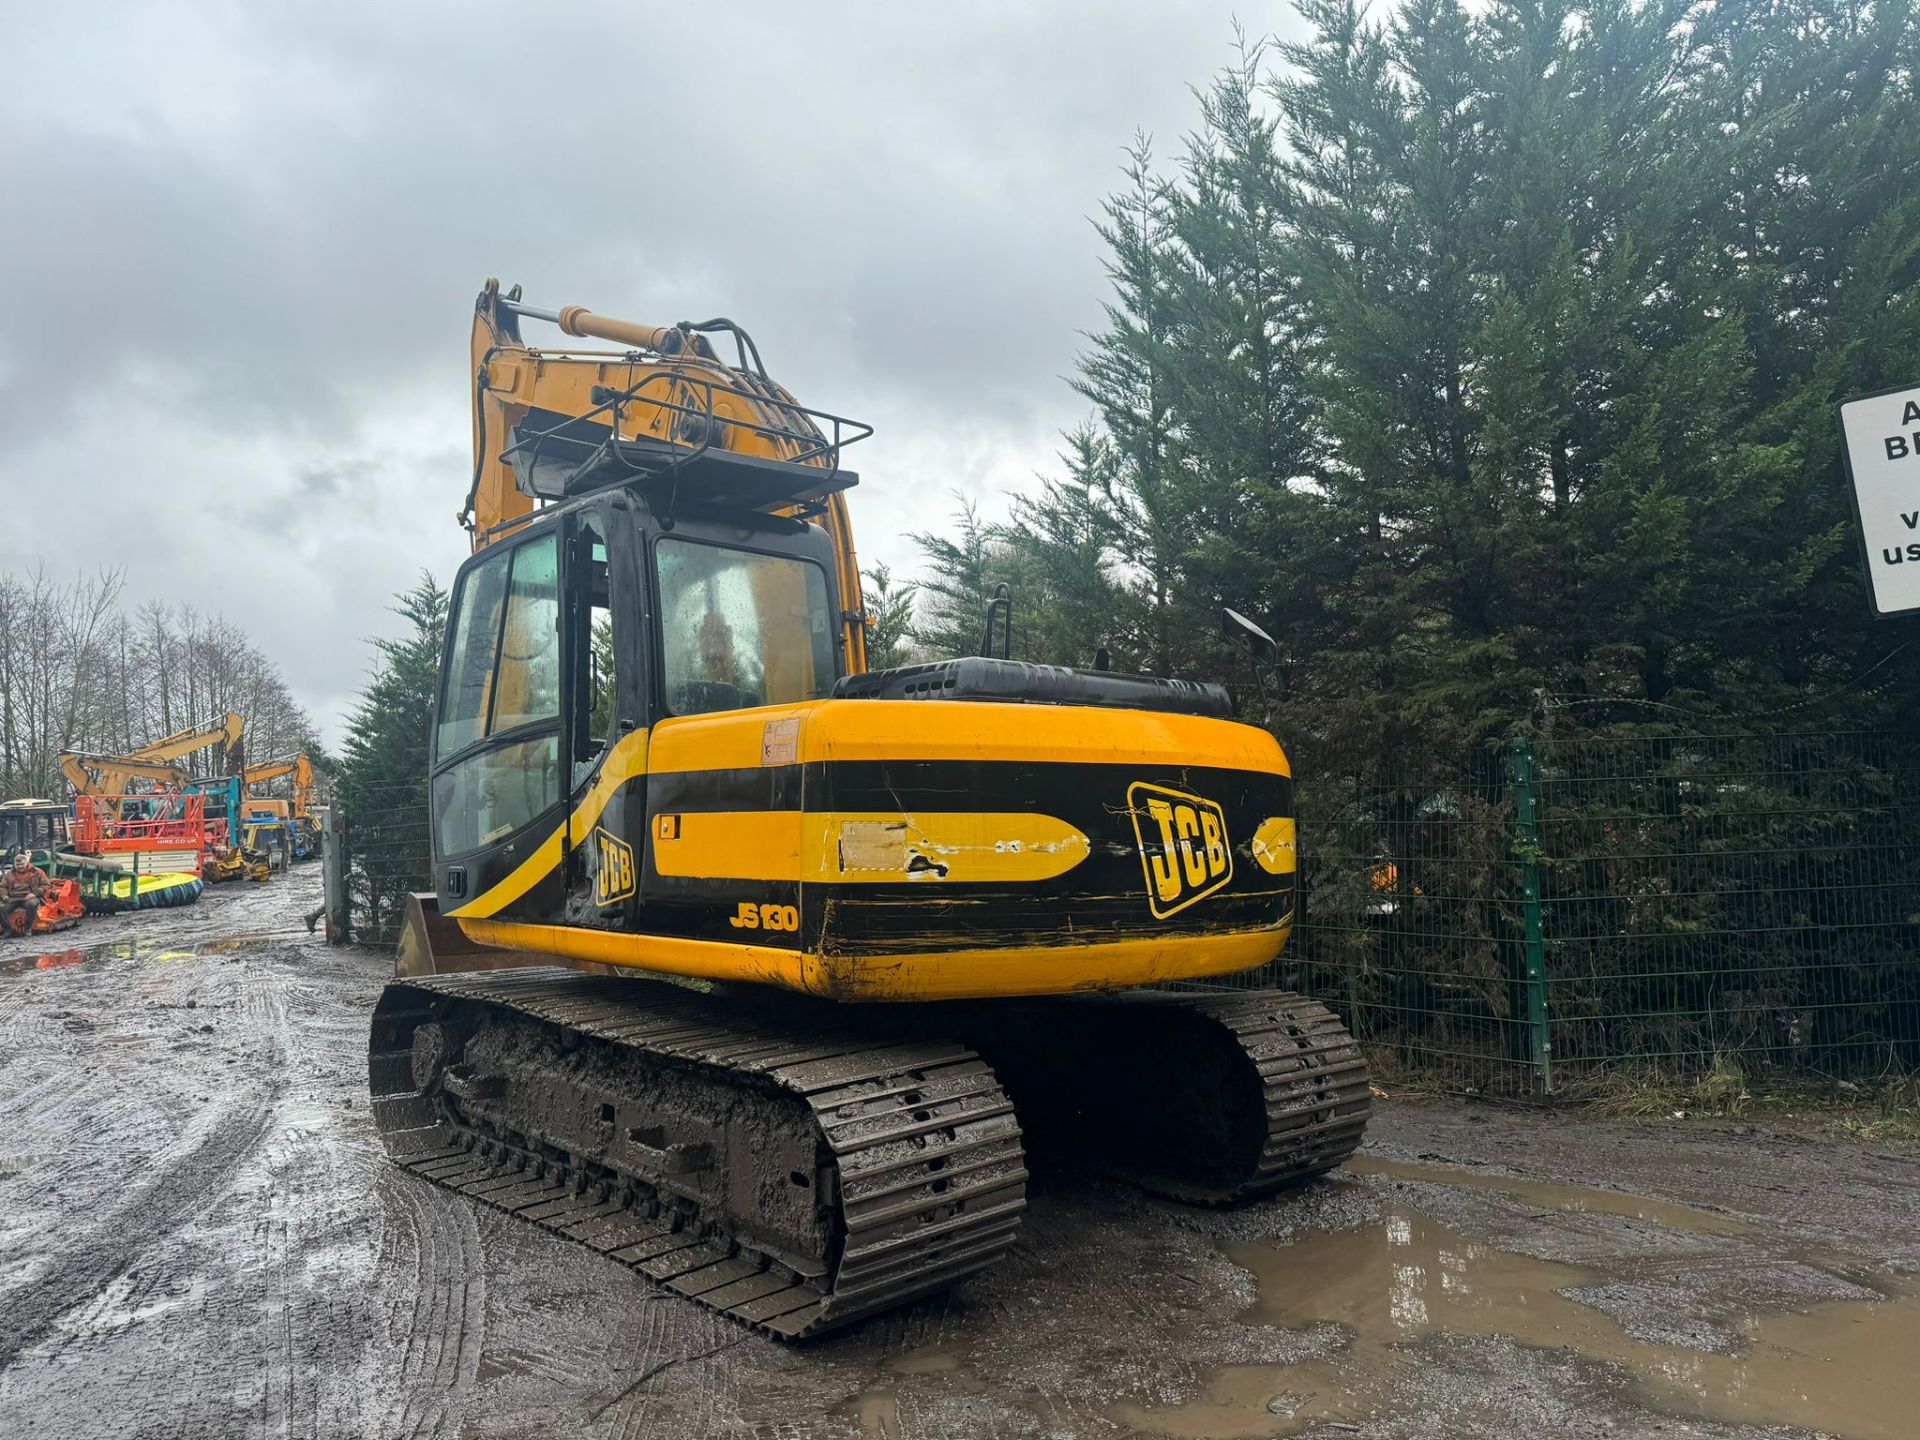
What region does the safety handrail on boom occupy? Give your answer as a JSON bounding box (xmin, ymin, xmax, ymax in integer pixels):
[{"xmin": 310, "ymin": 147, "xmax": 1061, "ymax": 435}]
[{"xmin": 463, "ymin": 280, "xmax": 872, "ymax": 542}]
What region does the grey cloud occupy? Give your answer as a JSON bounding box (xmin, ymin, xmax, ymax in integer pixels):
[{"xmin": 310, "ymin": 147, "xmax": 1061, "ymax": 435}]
[{"xmin": 2, "ymin": 1, "xmax": 1301, "ymax": 743}]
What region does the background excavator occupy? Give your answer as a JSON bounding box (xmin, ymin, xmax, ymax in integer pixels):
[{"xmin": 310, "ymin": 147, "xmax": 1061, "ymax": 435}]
[
  {"xmin": 59, "ymin": 712, "xmax": 247, "ymax": 797},
  {"xmin": 241, "ymin": 751, "xmax": 321, "ymax": 858},
  {"xmin": 369, "ymin": 280, "xmax": 1370, "ymax": 1339}
]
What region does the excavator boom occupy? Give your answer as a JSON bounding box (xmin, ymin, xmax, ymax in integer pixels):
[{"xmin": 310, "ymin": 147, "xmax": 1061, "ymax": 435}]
[
  {"xmin": 464, "ymin": 279, "xmax": 869, "ymax": 670},
  {"xmin": 243, "ymin": 752, "xmax": 315, "ymax": 813},
  {"xmin": 59, "ymin": 753, "xmax": 187, "ymax": 798},
  {"xmin": 62, "ymin": 712, "xmax": 247, "ymax": 797},
  {"xmin": 128, "ymin": 711, "xmax": 246, "ymax": 769}
]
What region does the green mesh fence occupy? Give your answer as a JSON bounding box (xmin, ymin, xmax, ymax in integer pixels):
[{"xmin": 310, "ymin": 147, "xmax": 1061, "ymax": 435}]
[
  {"xmin": 1533, "ymin": 733, "xmax": 1920, "ymax": 1092},
  {"xmin": 341, "ymin": 783, "xmax": 431, "ymax": 948},
  {"xmin": 1249, "ymin": 731, "xmax": 1920, "ymax": 1098}
]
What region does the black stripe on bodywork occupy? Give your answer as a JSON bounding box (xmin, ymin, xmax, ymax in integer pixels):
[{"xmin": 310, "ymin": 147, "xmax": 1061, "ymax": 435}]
[
  {"xmin": 646, "ymin": 764, "xmax": 803, "ymax": 814},
  {"xmin": 639, "ymin": 765, "xmax": 802, "ymax": 946},
  {"xmin": 489, "ymin": 756, "xmax": 1293, "ymax": 955},
  {"xmin": 803, "ymin": 758, "xmax": 1294, "ymax": 955}
]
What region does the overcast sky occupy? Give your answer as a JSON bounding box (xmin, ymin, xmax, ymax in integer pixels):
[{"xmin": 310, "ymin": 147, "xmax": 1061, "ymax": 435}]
[{"xmin": 2, "ymin": 1, "xmax": 1298, "ymax": 745}]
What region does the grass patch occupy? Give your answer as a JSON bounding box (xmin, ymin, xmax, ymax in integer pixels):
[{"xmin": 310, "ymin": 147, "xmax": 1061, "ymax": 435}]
[
  {"xmin": 1573, "ymin": 1062, "xmax": 1920, "ymax": 1151},
  {"xmin": 1372, "ymin": 1045, "xmax": 1920, "ymax": 1152}
]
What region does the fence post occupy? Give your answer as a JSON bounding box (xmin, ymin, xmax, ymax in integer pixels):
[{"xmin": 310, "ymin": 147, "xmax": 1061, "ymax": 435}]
[
  {"xmin": 322, "ymin": 805, "xmax": 349, "ymax": 945},
  {"xmin": 1508, "ymin": 737, "xmax": 1554, "ymax": 1095}
]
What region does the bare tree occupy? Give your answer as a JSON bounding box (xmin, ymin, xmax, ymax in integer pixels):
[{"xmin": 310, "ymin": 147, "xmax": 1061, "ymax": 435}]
[{"xmin": 0, "ymin": 568, "xmax": 321, "ymax": 799}]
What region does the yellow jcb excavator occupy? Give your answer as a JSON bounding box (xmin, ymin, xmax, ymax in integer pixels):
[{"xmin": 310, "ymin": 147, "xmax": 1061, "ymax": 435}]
[
  {"xmin": 243, "ymin": 751, "xmax": 321, "ymax": 858},
  {"xmin": 244, "ymin": 751, "xmax": 315, "ymax": 814},
  {"xmin": 369, "ymin": 280, "xmax": 1370, "ymax": 1339},
  {"xmin": 60, "ymin": 711, "xmax": 246, "ymax": 797}
]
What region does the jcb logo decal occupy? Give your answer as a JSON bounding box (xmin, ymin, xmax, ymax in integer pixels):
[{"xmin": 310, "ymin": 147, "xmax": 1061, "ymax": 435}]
[
  {"xmin": 592, "ymin": 826, "xmax": 636, "ymax": 907},
  {"xmin": 1128, "ymin": 782, "xmax": 1232, "ymax": 918}
]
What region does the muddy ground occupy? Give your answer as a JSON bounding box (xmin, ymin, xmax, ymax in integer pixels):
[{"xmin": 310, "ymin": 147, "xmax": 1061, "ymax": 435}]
[{"xmin": 1, "ymin": 870, "xmax": 1915, "ymax": 1440}]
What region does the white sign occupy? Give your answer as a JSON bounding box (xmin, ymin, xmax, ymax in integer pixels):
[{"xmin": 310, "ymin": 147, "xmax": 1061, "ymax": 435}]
[{"xmin": 1840, "ymin": 383, "xmax": 1920, "ymax": 616}]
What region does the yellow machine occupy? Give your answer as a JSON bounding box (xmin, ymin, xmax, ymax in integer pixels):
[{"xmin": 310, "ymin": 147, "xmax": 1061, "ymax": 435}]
[
  {"xmin": 370, "ymin": 281, "xmax": 1369, "ymax": 1339},
  {"xmin": 60, "ymin": 712, "xmax": 246, "ymax": 797},
  {"xmin": 244, "ymin": 752, "xmax": 320, "ymax": 857},
  {"xmin": 243, "ymin": 752, "xmax": 315, "ymax": 812}
]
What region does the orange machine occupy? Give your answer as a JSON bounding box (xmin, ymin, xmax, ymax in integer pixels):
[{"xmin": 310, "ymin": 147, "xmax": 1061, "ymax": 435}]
[
  {"xmin": 6, "ymin": 877, "xmax": 85, "ymax": 936},
  {"xmin": 73, "ymin": 794, "xmax": 207, "ymax": 877}
]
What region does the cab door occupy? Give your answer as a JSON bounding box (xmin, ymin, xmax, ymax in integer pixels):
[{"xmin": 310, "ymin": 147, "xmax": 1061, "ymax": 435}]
[
  {"xmin": 431, "ymin": 522, "xmax": 568, "ymax": 921},
  {"xmin": 558, "ymin": 501, "xmax": 650, "ymax": 928}
]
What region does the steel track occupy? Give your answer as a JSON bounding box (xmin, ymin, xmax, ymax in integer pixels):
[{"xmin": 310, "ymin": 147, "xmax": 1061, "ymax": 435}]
[
  {"xmin": 1118, "ymin": 988, "xmax": 1374, "ymax": 1203},
  {"xmin": 369, "ymin": 971, "xmax": 1371, "ymax": 1339},
  {"xmin": 370, "ymin": 970, "xmax": 1029, "ymax": 1339}
]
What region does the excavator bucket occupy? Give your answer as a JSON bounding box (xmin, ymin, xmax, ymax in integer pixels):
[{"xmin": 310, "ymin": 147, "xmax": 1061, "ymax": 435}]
[
  {"xmin": 394, "ymin": 892, "xmax": 590, "ymax": 977},
  {"xmin": 396, "ymin": 893, "xmax": 471, "ymax": 977}
]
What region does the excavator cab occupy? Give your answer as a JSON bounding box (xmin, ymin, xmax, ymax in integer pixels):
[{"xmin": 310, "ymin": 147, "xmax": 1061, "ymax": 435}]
[
  {"xmin": 430, "ymin": 490, "xmax": 846, "ymax": 934},
  {"xmin": 0, "ymin": 800, "xmax": 73, "ymax": 864}
]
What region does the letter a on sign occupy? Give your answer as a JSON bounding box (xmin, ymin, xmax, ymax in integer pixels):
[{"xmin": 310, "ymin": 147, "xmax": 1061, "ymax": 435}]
[{"xmin": 1840, "ymin": 383, "xmax": 1920, "ymax": 616}]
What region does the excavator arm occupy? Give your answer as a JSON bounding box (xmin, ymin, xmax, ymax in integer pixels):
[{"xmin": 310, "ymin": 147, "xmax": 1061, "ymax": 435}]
[
  {"xmin": 127, "ymin": 712, "xmax": 246, "ymax": 772},
  {"xmin": 61, "ymin": 712, "xmax": 246, "ymax": 797},
  {"xmin": 243, "ymin": 752, "xmax": 315, "ymax": 817},
  {"xmin": 59, "ymin": 753, "xmax": 189, "ymax": 797},
  {"xmin": 464, "ymin": 280, "xmax": 870, "ymax": 671}
]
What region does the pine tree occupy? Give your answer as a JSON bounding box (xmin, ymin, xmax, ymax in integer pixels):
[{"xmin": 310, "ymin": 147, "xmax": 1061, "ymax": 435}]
[
  {"xmin": 861, "ymin": 562, "xmax": 920, "ymax": 670},
  {"xmin": 948, "ymin": 0, "xmax": 1920, "ymax": 752},
  {"xmin": 338, "ymin": 572, "xmax": 447, "ymax": 943},
  {"xmin": 1071, "ymin": 139, "xmax": 1193, "ymax": 674},
  {"xmin": 998, "ymin": 426, "xmax": 1133, "ymax": 668},
  {"xmin": 910, "ymin": 497, "xmax": 1007, "ymax": 659}
]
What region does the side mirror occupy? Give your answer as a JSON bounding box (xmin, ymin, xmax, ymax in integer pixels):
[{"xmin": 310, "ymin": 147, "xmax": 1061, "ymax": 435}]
[
  {"xmin": 1221, "ymin": 607, "xmax": 1277, "ymax": 660},
  {"xmin": 1221, "ymin": 607, "xmax": 1277, "ymax": 727}
]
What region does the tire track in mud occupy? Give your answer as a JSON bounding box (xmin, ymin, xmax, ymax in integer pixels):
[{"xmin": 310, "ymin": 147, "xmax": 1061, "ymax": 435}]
[
  {"xmin": 0, "ymin": 1088, "xmax": 278, "ymax": 1370},
  {"xmin": 0, "ymin": 952, "xmax": 292, "ymax": 1373},
  {"xmin": 373, "ymin": 1168, "xmax": 488, "ymax": 1440},
  {"xmin": 237, "ymin": 945, "xmax": 384, "ymax": 1440}
]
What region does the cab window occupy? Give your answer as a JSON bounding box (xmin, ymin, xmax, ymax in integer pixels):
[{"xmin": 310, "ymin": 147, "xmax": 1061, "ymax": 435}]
[
  {"xmin": 491, "ymin": 537, "xmax": 562, "ymax": 732},
  {"xmin": 433, "ymin": 529, "xmax": 565, "ymax": 857},
  {"xmin": 433, "ymin": 735, "xmax": 561, "ymax": 856},
  {"xmin": 570, "ymin": 515, "xmax": 617, "ymax": 787},
  {"xmin": 656, "ymin": 539, "xmax": 833, "ymax": 716},
  {"xmin": 438, "ymin": 533, "xmax": 560, "ymax": 756},
  {"xmin": 438, "ymin": 545, "xmax": 510, "ymax": 756}
]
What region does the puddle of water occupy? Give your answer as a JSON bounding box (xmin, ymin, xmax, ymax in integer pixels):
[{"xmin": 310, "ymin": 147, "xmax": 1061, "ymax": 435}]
[
  {"xmin": 885, "ymin": 1343, "xmax": 963, "ymax": 1376},
  {"xmin": 0, "ymin": 933, "xmax": 269, "ymax": 976},
  {"xmin": 1350, "ymin": 1154, "xmax": 1751, "ymax": 1235},
  {"xmin": 843, "ymin": 1349, "xmax": 964, "ymax": 1435},
  {"xmin": 1113, "ymin": 1199, "xmax": 1920, "ymax": 1440},
  {"xmin": 0, "ymin": 947, "xmax": 88, "ymax": 975},
  {"xmin": 851, "ymin": 1388, "xmax": 901, "ymax": 1438}
]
